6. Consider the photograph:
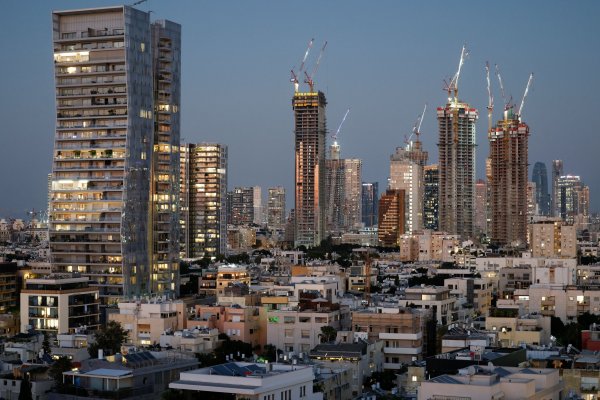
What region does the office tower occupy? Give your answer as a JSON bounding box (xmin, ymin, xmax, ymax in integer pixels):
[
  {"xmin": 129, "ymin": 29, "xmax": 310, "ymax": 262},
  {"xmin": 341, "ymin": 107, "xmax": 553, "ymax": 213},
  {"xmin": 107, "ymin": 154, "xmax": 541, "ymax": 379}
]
[
  {"xmin": 489, "ymin": 108, "xmax": 529, "ymax": 247},
  {"xmin": 389, "ymin": 140, "xmax": 427, "ymax": 233},
  {"xmin": 437, "ymin": 96, "xmax": 478, "ymax": 239},
  {"xmin": 557, "ymin": 175, "xmax": 589, "ymax": 226},
  {"xmin": 180, "ymin": 143, "xmax": 228, "ymax": 259},
  {"xmin": 229, "ymin": 187, "xmax": 254, "ymax": 226},
  {"xmin": 378, "ymin": 189, "xmax": 405, "ymax": 247},
  {"xmin": 474, "ymin": 179, "xmax": 488, "ymax": 235},
  {"xmin": 423, "ymin": 165, "xmax": 439, "ymax": 230},
  {"xmin": 267, "ymin": 187, "xmax": 286, "ymax": 229},
  {"xmin": 552, "ymin": 160, "xmax": 563, "ymax": 217},
  {"xmin": 49, "ymin": 6, "xmax": 180, "ymax": 302},
  {"xmin": 293, "ymin": 91, "xmax": 327, "ymax": 248},
  {"xmin": 361, "ymin": 182, "xmax": 379, "ymax": 228},
  {"xmin": 532, "ymin": 162, "xmax": 551, "ymax": 216},
  {"xmin": 252, "ymin": 186, "xmax": 262, "ymax": 225},
  {"xmin": 324, "ymin": 140, "xmax": 362, "ymax": 235},
  {"xmin": 527, "ymin": 182, "xmax": 537, "ymax": 217}
]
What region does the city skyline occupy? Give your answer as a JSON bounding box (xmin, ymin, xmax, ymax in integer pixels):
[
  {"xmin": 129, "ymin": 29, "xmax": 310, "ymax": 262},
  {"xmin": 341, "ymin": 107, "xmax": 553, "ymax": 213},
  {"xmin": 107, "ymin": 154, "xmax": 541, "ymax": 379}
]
[{"xmin": 1, "ymin": 1, "xmax": 600, "ymax": 217}]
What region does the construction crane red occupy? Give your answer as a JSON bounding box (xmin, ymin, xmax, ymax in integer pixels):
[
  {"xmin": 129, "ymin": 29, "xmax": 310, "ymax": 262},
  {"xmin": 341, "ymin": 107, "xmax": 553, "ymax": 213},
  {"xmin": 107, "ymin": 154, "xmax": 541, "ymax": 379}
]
[
  {"xmin": 290, "ymin": 38, "xmax": 314, "ymax": 92},
  {"xmin": 518, "ymin": 73, "xmax": 534, "ymax": 120},
  {"xmin": 304, "ymin": 41, "xmax": 327, "ymax": 93},
  {"xmin": 485, "ymin": 62, "xmax": 494, "ymax": 133}
]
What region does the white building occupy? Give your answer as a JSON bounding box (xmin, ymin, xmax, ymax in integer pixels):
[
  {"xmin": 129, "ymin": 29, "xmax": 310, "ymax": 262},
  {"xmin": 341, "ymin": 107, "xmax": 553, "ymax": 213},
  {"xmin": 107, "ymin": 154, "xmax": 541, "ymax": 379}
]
[{"xmin": 170, "ymin": 362, "xmax": 323, "ymax": 400}]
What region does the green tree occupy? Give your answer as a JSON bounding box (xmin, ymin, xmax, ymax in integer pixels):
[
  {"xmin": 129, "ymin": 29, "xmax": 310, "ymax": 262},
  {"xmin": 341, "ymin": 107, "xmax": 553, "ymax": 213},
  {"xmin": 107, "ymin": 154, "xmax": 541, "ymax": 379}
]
[
  {"xmin": 18, "ymin": 375, "xmax": 33, "ymax": 400},
  {"xmin": 42, "ymin": 333, "xmax": 52, "ymax": 355},
  {"xmin": 88, "ymin": 321, "xmax": 129, "ymax": 357},
  {"xmin": 319, "ymin": 326, "xmax": 337, "ymax": 343},
  {"xmin": 48, "ymin": 356, "xmax": 73, "ymax": 389}
]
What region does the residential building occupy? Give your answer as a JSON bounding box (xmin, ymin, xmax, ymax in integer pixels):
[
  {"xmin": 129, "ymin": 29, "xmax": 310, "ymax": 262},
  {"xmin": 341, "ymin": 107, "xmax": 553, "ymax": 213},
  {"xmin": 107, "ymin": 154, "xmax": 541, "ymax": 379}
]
[
  {"xmin": 51, "ymin": 331, "xmax": 94, "ymax": 362},
  {"xmin": 416, "ymin": 230, "xmax": 459, "ymax": 262},
  {"xmin": 423, "ymin": 165, "xmax": 439, "ymax": 231},
  {"xmin": 108, "ymin": 299, "xmax": 186, "ymax": 347},
  {"xmin": 361, "ymin": 182, "xmax": 379, "ymax": 228},
  {"xmin": 485, "ymin": 308, "xmax": 551, "ymax": 346},
  {"xmin": 527, "ymin": 181, "xmax": 537, "ymax": 217},
  {"xmin": 0, "ymin": 262, "xmax": 17, "ymax": 312},
  {"xmin": 532, "ymin": 162, "xmax": 551, "ymax": 216},
  {"xmin": 49, "ymin": 6, "xmax": 180, "ymax": 302},
  {"xmin": 556, "ymin": 175, "xmax": 590, "ymax": 227},
  {"xmin": 215, "ymin": 265, "xmax": 251, "ymax": 296},
  {"xmin": 159, "ymin": 327, "xmax": 219, "ymax": 353},
  {"xmin": 444, "ymin": 277, "xmax": 492, "ymax": 316},
  {"xmin": 188, "ymin": 304, "xmax": 262, "ymax": 348},
  {"xmin": 399, "ymin": 286, "xmax": 456, "ymax": 325},
  {"xmin": 180, "ymin": 143, "xmax": 228, "ymax": 259},
  {"xmin": 61, "ymin": 351, "xmax": 198, "ymax": 399},
  {"xmin": 488, "ymin": 108, "xmax": 529, "ymax": 247},
  {"xmin": 418, "ymin": 365, "xmax": 563, "ymax": 400},
  {"xmin": 437, "ymin": 97, "xmax": 478, "ymax": 240},
  {"xmin": 324, "ymin": 140, "xmax": 362, "ymax": 235},
  {"xmin": 378, "ymin": 189, "xmax": 405, "ymax": 247},
  {"xmin": 253, "ymin": 186, "xmax": 263, "ymax": 225},
  {"xmin": 293, "ymin": 91, "xmax": 327, "ymax": 248},
  {"xmin": 20, "ymin": 274, "xmax": 100, "ymax": 334},
  {"xmin": 169, "ymin": 362, "xmax": 323, "ymax": 400},
  {"xmin": 352, "ymin": 307, "xmax": 426, "ymax": 370},
  {"xmin": 474, "ymin": 179, "xmax": 487, "ymax": 235},
  {"xmin": 267, "ymin": 187, "xmax": 286, "ymax": 229},
  {"xmin": 529, "ymin": 218, "xmax": 577, "ymax": 258},
  {"xmin": 229, "ymin": 187, "xmax": 255, "ymax": 226}
]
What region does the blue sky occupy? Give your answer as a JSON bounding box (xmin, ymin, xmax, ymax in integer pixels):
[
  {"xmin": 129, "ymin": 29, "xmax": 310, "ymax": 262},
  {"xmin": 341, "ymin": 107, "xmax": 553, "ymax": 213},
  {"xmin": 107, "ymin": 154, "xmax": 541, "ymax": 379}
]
[{"xmin": 1, "ymin": 1, "xmax": 599, "ymax": 217}]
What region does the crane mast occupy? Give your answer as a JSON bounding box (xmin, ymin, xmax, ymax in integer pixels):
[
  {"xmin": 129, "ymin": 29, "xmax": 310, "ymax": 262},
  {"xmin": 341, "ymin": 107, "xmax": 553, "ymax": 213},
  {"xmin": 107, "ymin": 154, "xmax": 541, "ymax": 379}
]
[
  {"xmin": 332, "ymin": 108, "xmax": 350, "ymax": 143},
  {"xmin": 485, "ymin": 62, "xmax": 494, "ymax": 133},
  {"xmin": 290, "ymin": 38, "xmax": 314, "ymax": 92},
  {"xmin": 518, "ymin": 73, "xmax": 534, "ymax": 120}
]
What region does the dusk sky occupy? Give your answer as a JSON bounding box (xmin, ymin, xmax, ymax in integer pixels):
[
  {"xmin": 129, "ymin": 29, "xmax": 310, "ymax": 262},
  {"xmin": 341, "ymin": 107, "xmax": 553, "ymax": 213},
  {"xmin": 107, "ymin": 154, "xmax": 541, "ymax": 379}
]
[{"xmin": 1, "ymin": 1, "xmax": 599, "ymax": 218}]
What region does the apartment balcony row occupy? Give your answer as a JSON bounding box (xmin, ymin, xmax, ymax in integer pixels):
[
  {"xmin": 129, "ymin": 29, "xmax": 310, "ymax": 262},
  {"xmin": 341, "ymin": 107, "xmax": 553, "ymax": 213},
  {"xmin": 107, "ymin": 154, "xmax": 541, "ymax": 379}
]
[
  {"xmin": 55, "ymin": 141, "xmax": 126, "ymax": 150},
  {"xmin": 50, "ymin": 227, "xmax": 120, "ymax": 233},
  {"xmin": 379, "ymin": 332, "xmax": 423, "ymax": 341},
  {"xmin": 56, "ymin": 78, "xmax": 126, "ymax": 88},
  {"xmin": 50, "ymin": 239, "xmax": 121, "ymax": 245},
  {"xmin": 56, "ymin": 90, "xmax": 127, "ymax": 99},
  {"xmin": 53, "ymin": 165, "xmax": 126, "ymax": 172},
  {"xmin": 54, "ymin": 57, "xmax": 126, "ymax": 67},
  {"xmin": 57, "ymin": 110, "xmax": 127, "ymax": 119},
  {"xmin": 55, "ymin": 68, "xmax": 126, "ymax": 78},
  {"xmin": 383, "ymin": 346, "xmax": 422, "ymax": 355},
  {"xmin": 56, "ymin": 131, "xmax": 126, "ymax": 141},
  {"xmin": 56, "ymin": 29, "xmax": 124, "ymax": 41},
  {"xmin": 56, "ymin": 122, "xmax": 127, "ymax": 130}
]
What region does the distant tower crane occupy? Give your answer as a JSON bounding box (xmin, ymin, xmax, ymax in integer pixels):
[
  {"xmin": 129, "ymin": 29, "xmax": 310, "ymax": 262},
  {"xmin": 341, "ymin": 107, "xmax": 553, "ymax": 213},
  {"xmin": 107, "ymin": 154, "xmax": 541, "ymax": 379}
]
[
  {"xmin": 495, "ymin": 64, "xmax": 513, "ymax": 114},
  {"xmin": 290, "ymin": 38, "xmax": 314, "ymax": 92},
  {"xmin": 444, "ymin": 44, "xmax": 468, "ymax": 102},
  {"xmin": 332, "ymin": 108, "xmax": 350, "ymax": 144},
  {"xmin": 485, "ymin": 62, "xmax": 494, "ymax": 133},
  {"xmin": 304, "ymin": 41, "xmax": 327, "ymax": 93},
  {"xmin": 518, "ymin": 73, "xmax": 534, "ymax": 121},
  {"xmin": 405, "ymin": 103, "xmax": 427, "ymax": 147}
]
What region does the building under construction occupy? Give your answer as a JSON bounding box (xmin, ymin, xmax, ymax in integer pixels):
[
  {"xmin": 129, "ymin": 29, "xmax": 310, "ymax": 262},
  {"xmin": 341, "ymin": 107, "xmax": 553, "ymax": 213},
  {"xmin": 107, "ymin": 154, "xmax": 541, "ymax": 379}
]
[
  {"xmin": 488, "ymin": 108, "xmax": 529, "ymax": 247},
  {"xmin": 293, "ymin": 91, "xmax": 327, "ymax": 247},
  {"xmin": 437, "ymin": 46, "xmax": 478, "ymax": 240}
]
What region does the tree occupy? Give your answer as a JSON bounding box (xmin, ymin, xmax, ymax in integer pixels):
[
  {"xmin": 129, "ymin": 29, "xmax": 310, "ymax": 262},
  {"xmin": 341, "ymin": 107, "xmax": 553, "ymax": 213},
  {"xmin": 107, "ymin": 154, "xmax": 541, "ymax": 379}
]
[
  {"xmin": 88, "ymin": 321, "xmax": 129, "ymax": 357},
  {"xmin": 18, "ymin": 375, "xmax": 33, "ymax": 400},
  {"xmin": 48, "ymin": 356, "xmax": 73, "ymax": 389},
  {"xmin": 319, "ymin": 326, "xmax": 337, "ymax": 343},
  {"xmin": 42, "ymin": 333, "xmax": 52, "ymax": 356}
]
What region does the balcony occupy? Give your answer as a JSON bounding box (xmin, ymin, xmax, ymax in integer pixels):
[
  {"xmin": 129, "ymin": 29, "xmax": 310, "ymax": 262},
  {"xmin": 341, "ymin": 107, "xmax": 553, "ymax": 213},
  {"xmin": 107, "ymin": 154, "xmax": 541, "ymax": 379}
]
[
  {"xmin": 384, "ymin": 346, "xmax": 422, "ymax": 355},
  {"xmin": 380, "ymin": 332, "xmax": 422, "ymax": 341}
]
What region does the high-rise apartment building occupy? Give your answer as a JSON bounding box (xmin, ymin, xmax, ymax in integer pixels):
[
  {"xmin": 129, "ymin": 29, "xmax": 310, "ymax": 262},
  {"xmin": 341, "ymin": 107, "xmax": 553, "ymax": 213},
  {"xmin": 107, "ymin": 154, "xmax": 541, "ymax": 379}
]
[
  {"xmin": 49, "ymin": 6, "xmax": 180, "ymax": 302},
  {"xmin": 474, "ymin": 179, "xmax": 488, "ymax": 235},
  {"xmin": 324, "ymin": 141, "xmax": 362, "ymax": 235},
  {"xmin": 180, "ymin": 143, "xmax": 227, "ymax": 259},
  {"xmin": 527, "ymin": 182, "xmax": 537, "ymax": 217},
  {"xmin": 361, "ymin": 182, "xmax": 379, "ymax": 228},
  {"xmin": 488, "ymin": 109, "xmax": 529, "ymax": 247},
  {"xmin": 532, "ymin": 162, "xmax": 550, "ymax": 216},
  {"xmin": 378, "ymin": 189, "xmax": 405, "ymax": 247},
  {"xmin": 552, "ymin": 160, "xmax": 563, "ymax": 217},
  {"xmin": 229, "ymin": 187, "xmax": 254, "ymax": 226},
  {"xmin": 423, "ymin": 165, "xmax": 439, "ymax": 231},
  {"xmin": 293, "ymin": 91, "xmax": 327, "ymax": 248},
  {"xmin": 252, "ymin": 186, "xmax": 262, "ymax": 225},
  {"xmin": 267, "ymin": 187, "xmax": 286, "ymax": 229},
  {"xmin": 389, "ymin": 140, "xmax": 427, "ymax": 234},
  {"xmin": 437, "ymin": 99, "xmax": 478, "ymax": 239}
]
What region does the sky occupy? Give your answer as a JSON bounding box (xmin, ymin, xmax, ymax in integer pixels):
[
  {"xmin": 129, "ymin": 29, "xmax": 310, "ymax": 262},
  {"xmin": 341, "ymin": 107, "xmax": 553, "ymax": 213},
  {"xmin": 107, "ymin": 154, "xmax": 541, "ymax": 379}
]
[{"xmin": 1, "ymin": 0, "xmax": 600, "ymax": 218}]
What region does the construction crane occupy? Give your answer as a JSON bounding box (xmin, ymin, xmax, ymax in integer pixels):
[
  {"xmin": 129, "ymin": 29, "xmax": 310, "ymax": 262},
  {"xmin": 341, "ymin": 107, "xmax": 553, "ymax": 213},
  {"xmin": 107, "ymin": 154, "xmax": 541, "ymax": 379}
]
[
  {"xmin": 304, "ymin": 41, "xmax": 327, "ymax": 93},
  {"xmin": 332, "ymin": 108, "xmax": 350, "ymax": 143},
  {"xmin": 405, "ymin": 103, "xmax": 427, "ymax": 147},
  {"xmin": 444, "ymin": 45, "xmax": 468, "ymax": 102},
  {"xmin": 485, "ymin": 62, "xmax": 494, "ymax": 133},
  {"xmin": 290, "ymin": 38, "xmax": 314, "ymax": 92},
  {"xmin": 495, "ymin": 64, "xmax": 512, "ymax": 112},
  {"xmin": 518, "ymin": 73, "xmax": 534, "ymax": 120}
]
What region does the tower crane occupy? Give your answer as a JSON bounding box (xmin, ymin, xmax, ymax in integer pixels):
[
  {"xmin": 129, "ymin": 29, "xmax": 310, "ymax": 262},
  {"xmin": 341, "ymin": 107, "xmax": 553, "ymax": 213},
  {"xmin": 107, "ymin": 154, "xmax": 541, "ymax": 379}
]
[
  {"xmin": 485, "ymin": 62, "xmax": 494, "ymax": 133},
  {"xmin": 304, "ymin": 41, "xmax": 327, "ymax": 93},
  {"xmin": 290, "ymin": 38, "xmax": 314, "ymax": 92},
  {"xmin": 444, "ymin": 45, "xmax": 468, "ymax": 102},
  {"xmin": 518, "ymin": 73, "xmax": 534, "ymax": 120},
  {"xmin": 495, "ymin": 64, "xmax": 512, "ymax": 112},
  {"xmin": 332, "ymin": 108, "xmax": 350, "ymax": 143},
  {"xmin": 405, "ymin": 103, "xmax": 427, "ymax": 147}
]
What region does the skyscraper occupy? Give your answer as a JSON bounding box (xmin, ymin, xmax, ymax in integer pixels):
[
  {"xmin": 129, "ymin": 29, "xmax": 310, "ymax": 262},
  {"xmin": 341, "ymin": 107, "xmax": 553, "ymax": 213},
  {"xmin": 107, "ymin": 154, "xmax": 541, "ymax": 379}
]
[
  {"xmin": 267, "ymin": 187, "xmax": 286, "ymax": 229},
  {"xmin": 252, "ymin": 186, "xmax": 263, "ymax": 225},
  {"xmin": 49, "ymin": 6, "xmax": 180, "ymax": 302},
  {"xmin": 437, "ymin": 85, "xmax": 478, "ymax": 238},
  {"xmin": 378, "ymin": 189, "xmax": 405, "ymax": 247},
  {"xmin": 361, "ymin": 182, "xmax": 379, "ymax": 228},
  {"xmin": 293, "ymin": 91, "xmax": 327, "ymax": 248},
  {"xmin": 229, "ymin": 187, "xmax": 254, "ymax": 226},
  {"xmin": 532, "ymin": 162, "xmax": 550, "ymax": 216},
  {"xmin": 324, "ymin": 140, "xmax": 362, "ymax": 235},
  {"xmin": 552, "ymin": 160, "xmax": 563, "ymax": 217},
  {"xmin": 423, "ymin": 165, "xmax": 439, "ymax": 230},
  {"xmin": 489, "ymin": 108, "xmax": 529, "ymax": 247},
  {"xmin": 557, "ymin": 175, "xmax": 589, "ymax": 226},
  {"xmin": 180, "ymin": 143, "xmax": 227, "ymax": 259},
  {"xmin": 474, "ymin": 179, "xmax": 488, "ymax": 235},
  {"xmin": 389, "ymin": 140, "xmax": 427, "ymax": 233}
]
